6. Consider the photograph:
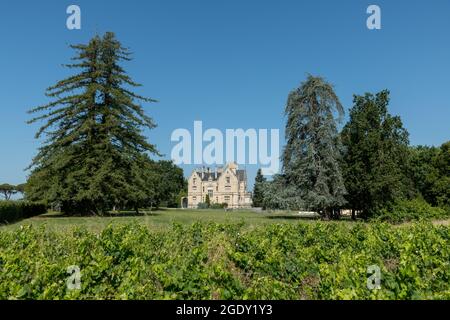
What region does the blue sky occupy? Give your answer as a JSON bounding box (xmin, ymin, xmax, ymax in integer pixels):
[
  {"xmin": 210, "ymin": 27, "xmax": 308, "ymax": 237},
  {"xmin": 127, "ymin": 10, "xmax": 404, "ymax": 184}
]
[{"xmin": 1, "ymin": 0, "xmax": 449, "ymax": 187}]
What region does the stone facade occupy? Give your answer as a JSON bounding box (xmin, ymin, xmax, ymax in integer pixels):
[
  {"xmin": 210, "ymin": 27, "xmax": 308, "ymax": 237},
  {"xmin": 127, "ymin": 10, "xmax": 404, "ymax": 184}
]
[{"xmin": 186, "ymin": 162, "xmax": 252, "ymax": 209}]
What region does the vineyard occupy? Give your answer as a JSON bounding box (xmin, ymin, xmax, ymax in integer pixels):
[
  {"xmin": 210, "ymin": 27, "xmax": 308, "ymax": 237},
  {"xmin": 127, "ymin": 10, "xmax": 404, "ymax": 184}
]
[{"xmin": 0, "ymin": 221, "xmax": 448, "ymax": 299}]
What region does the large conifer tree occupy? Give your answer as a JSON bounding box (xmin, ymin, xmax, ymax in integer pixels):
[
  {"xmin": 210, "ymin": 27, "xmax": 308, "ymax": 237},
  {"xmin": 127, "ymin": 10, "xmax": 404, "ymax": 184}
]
[
  {"xmin": 26, "ymin": 32, "xmax": 158, "ymax": 214},
  {"xmin": 282, "ymin": 75, "xmax": 346, "ymax": 217}
]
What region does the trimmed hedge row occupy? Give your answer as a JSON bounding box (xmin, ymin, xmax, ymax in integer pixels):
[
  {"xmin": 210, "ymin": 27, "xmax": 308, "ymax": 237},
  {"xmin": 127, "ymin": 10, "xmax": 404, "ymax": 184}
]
[{"xmin": 0, "ymin": 201, "xmax": 47, "ymax": 224}]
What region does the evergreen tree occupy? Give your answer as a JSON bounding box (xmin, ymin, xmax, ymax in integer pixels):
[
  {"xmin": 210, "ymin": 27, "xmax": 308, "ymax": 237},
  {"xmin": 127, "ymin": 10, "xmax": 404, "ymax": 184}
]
[
  {"xmin": 252, "ymin": 168, "xmax": 266, "ymax": 207},
  {"xmin": 282, "ymin": 75, "xmax": 347, "ymax": 218},
  {"xmin": 205, "ymin": 194, "xmax": 211, "ymax": 208},
  {"xmin": 341, "ymin": 90, "xmax": 409, "ymax": 218},
  {"xmin": 260, "ymin": 174, "xmax": 302, "ymax": 210},
  {"xmin": 26, "ymin": 32, "xmax": 158, "ymax": 215}
]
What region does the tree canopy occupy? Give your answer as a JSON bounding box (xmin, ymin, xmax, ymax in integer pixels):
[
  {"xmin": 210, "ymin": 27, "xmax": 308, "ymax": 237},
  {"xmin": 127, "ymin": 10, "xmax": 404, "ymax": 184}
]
[
  {"xmin": 341, "ymin": 90, "xmax": 410, "ymax": 217},
  {"xmin": 26, "ymin": 32, "xmax": 159, "ymax": 215},
  {"xmin": 281, "ymin": 75, "xmax": 347, "ymax": 217},
  {"xmin": 408, "ymin": 142, "xmax": 450, "ymax": 209},
  {"xmin": 252, "ymin": 168, "xmax": 266, "ymax": 208},
  {"xmin": 0, "ymin": 184, "xmax": 17, "ymax": 200},
  {"xmin": 141, "ymin": 160, "xmax": 187, "ymax": 209}
]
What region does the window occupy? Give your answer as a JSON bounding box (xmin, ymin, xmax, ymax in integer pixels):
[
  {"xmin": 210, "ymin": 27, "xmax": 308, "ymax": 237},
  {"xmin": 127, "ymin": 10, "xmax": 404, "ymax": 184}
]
[
  {"xmin": 216, "ymin": 186, "xmax": 218, "ymax": 191},
  {"xmin": 226, "ymin": 176, "xmax": 230, "ymax": 184},
  {"xmin": 193, "ymin": 178, "xmax": 196, "ymax": 184},
  {"xmin": 193, "ymin": 186, "xmax": 197, "ymax": 191},
  {"xmin": 203, "ymin": 186, "xmax": 205, "ymax": 192},
  {"xmin": 224, "ymin": 196, "xmax": 230, "ymax": 202},
  {"xmin": 208, "ymin": 190, "xmax": 213, "ymax": 198},
  {"xmin": 193, "ymin": 196, "xmax": 197, "ymax": 201}
]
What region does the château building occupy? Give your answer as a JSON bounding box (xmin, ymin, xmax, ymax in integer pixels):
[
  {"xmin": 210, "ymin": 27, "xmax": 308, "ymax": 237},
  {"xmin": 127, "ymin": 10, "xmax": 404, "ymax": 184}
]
[{"xmin": 185, "ymin": 162, "xmax": 252, "ymax": 209}]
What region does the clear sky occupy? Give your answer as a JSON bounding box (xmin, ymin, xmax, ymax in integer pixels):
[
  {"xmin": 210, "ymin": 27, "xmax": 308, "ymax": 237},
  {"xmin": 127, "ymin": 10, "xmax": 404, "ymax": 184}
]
[{"xmin": 1, "ymin": 0, "xmax": 449, "ymax": 188}]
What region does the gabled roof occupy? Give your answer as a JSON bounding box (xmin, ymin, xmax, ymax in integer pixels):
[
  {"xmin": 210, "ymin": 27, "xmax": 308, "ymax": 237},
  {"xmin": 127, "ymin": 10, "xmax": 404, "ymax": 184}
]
[
  {"xmin": 194, "ymin": 171, "xmax": 222, "ymax": 182},
  {"xmin": 192, "ymin": 163, "xmax": 247, "ymax": 183}
]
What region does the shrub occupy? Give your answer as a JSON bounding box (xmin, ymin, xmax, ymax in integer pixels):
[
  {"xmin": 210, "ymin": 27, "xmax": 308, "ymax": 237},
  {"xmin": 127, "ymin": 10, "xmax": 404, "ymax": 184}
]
[
  {"xmin": 197, "ymin": 202, "xmax": 227, "ymax": 209},
  {"xmin": 0, "ymin": 201, "xmax": 47, "ymax": 224},
  {"xmin": 210, "ymin": 203, "xmax": 227, "ymax": 209},
  {"xmin": 373, "ymin": 198, "xmax": 449, "ymax": 223},
  {"xmin": 197, "ymin": 202, "xmax": 209, "ymax": 209}
]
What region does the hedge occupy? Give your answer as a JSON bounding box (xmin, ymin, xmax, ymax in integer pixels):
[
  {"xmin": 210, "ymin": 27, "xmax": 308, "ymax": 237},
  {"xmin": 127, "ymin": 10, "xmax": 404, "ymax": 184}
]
[
  {"xmin": 0, "ymin": 201, "xmax": 47, "ymax": 224},
  {"xmin": 374, "ymin": 198, "xmax": 450, "ymax": 223}
]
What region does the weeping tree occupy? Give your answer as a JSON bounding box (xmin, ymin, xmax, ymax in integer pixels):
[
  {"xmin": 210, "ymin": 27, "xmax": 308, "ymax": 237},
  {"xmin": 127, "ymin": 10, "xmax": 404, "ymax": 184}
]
[
  {"xmin": 282, "ymin": 75, "xmax": 347, "ymax": 218},
  {"xmin": 26, "ymin": 32, "xmax": 158, "ymax": 215}
]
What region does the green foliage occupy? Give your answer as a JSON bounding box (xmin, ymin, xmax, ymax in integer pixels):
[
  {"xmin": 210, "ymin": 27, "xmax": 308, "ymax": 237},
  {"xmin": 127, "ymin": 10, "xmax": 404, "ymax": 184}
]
[
  {"xmin": 0, "ymin": 184, "xmax": 16, "ymax": 200},
  {"xmin": 197, "ymin": 202, "xmax": 227, "ymax": 210},
  {"xmin": 406, "ymin": 143, "xmax": 450, "ymax": 209},
  {"xmin": 0, "ymin": 183, "xmax": 26, "ymax": 200},
  {"xmin": 252, "ymin": 169, "xmax": 266, "ymax": 208},
  {"xmin": 373, "ymin": 198, "xmax": 449, "ymax": 223},
  {"xmin": 261, "ymin": 174, "xmax": 303, "ymax": 210},
  {"xmin": 341, "ymin": 90, "xmax": 410, "ymax": 218},
  {"xmin": 205, "ymin": 194, "xmax": 211, "ymax": 208},
  {"xmin": 15, "ymin": 183, "xmax": 26, "ymax": 195},
  {"xmin": 209, "ymin": 203, "xmax": 227, "ymax": 209},
  {"xmin": 26, "ymin": 32, "xmax": 158, "ymax": 215},
  {"xmin": 410, "ymin": 142, "xmax": 450, "ymax": 210},
  {"xmin": 281, "ymin": 75, "xmax": 347, "ymax": 216},
  {"xmin": 406, "ymin": 145, "xmax": 439, "ymax": 205},
  {"xmin": 0, "ymin": 221, "xmax": 448, "ymax": 299},
  {"xmin": 175, "ymin": 189, "xmax": 188, "ymax": 209},
  {"xmin": 197, "ymin": 203, "xmax": 209, "ymax": 209},
  {"xmin": 141, "ymin": 160, "xmax": 186, "ymax": 209},
  {"xmin": 0, "ymin": 201, "xmax": 46, "ymax": 224}
]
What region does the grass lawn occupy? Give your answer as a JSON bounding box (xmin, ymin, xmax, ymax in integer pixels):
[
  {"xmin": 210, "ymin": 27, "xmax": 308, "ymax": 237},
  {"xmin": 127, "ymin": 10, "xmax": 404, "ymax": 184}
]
[{"xmin": 0, "ymin": 208, "xmax": 338, "ymax": 232}]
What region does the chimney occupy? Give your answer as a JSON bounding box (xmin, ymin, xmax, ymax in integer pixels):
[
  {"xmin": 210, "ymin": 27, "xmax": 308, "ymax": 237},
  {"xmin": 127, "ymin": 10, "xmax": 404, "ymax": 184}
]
[
  {"xmin": 214, "ymin": 167, "xmax": 217, "ymax": 180},
  {"xmin": 201, "ymin": 167, "xmax": 204, "ymax": 179}
]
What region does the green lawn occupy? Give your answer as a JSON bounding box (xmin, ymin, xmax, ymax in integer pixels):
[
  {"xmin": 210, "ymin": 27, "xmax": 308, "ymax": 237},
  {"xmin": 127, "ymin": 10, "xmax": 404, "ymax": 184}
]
[{"xmin": 0, "ymin": 208, "xmax": 334, "ymax": 232}]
